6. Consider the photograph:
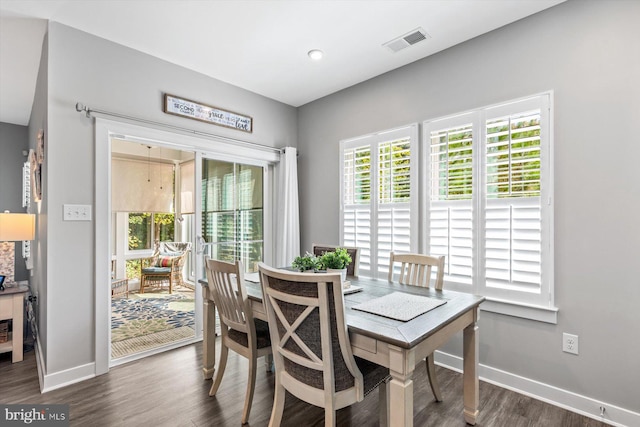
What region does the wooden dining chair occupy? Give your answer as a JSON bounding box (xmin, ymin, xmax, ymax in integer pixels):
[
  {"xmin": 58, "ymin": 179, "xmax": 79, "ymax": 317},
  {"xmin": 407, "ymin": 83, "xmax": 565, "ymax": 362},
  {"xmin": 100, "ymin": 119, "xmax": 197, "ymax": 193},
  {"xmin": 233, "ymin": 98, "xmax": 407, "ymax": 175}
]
[
  {"xmin": 388, "ymin": 251, "xmax": 446, "ymax": 402},
  {"xmin": 258, "ymin": 263, "xmax": 390, "ymax": 427},
  {"xmin": 312, "ymin": 243, "xmax": 361, "ymax": 278},
  {"xmin": 204, "ymin": 258, "xmax": 272, "ymax": 425}
]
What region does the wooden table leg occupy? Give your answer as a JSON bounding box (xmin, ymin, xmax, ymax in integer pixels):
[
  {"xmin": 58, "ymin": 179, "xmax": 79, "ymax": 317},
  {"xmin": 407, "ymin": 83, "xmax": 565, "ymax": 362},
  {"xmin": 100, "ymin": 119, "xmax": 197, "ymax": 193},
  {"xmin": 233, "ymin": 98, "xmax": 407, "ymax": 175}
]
[
  {"xmin": 463, "ymin": 309, "xmax": 479, "ymax": 425},
  {"xmin": 388, "ymin": 345, "xmax": 415, "ymax": 427},
  {"xmin": 201, "ymin": 285, "xmax": 216, "ymax": 379}
]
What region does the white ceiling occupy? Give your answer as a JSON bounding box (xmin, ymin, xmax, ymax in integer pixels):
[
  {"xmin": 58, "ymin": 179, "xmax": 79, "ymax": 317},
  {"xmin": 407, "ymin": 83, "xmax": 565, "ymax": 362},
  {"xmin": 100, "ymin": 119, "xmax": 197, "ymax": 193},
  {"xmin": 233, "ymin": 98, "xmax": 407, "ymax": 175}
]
[{"xmin": 0, "ymin": 0, "xmax": 565, "ymax": 126}]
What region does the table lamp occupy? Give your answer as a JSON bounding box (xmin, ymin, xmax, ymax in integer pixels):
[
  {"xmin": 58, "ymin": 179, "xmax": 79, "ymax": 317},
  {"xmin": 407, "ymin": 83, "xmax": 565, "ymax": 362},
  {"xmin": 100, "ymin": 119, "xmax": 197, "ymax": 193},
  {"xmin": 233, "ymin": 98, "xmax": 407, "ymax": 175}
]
[{"xmin": 0, "ymin": 211, "xmax": 35, "ymax": 291}]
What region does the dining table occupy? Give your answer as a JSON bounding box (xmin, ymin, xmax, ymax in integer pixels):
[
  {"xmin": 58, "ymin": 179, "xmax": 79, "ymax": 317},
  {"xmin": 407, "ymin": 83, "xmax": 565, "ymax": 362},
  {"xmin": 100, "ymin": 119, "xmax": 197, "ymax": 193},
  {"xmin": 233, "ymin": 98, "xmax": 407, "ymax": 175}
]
[{"xmin": 200, "ymin": 274, "xmax": 485, "ymax": 427}]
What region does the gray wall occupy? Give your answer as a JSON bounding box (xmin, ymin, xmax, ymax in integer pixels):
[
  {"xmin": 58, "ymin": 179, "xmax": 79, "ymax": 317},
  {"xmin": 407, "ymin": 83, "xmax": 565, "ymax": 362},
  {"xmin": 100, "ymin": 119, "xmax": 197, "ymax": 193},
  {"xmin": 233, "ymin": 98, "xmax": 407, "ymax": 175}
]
[
  {"xmin": 298, "ymin": 0, "xmax": 639, "ymax": 414},
  {"xmin": 28, "ymin": 31, "xmax": 48, "ymax": 363},
  {"xmin": 41, "ymin": 22, "xmax": 297, "ymax": 374},
  {"xmin": 0, "ymin": 122, "xmax": 29, "ymax": 281}
]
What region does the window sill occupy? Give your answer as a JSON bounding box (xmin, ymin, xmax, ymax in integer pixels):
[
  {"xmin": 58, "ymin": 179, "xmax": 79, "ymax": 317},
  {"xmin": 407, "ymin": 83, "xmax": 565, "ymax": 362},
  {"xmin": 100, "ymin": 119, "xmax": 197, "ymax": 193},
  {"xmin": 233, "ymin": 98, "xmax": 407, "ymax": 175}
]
[
  {"xmin": 124, "ymin": 250, "xmax": 155, "ymax": 260},
  {"xmin": 480, "ymin": 298, "xmax": 558, "ymax": 324}
]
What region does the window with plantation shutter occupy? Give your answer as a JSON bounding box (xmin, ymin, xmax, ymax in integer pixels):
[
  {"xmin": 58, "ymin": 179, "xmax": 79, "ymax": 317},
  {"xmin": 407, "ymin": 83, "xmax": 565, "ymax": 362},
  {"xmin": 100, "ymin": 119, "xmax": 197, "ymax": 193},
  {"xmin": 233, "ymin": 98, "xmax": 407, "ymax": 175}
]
[
  {"xmin": 423, "ymin": 94, "xmax": 555, "ymax": 321},
  {"xmin": 485, "ymin": 109, "xmax": 542, "ymax": 296},
  {"xmin": 343, "ymin": 145, "xmax": 373, "ymax": 274},
  {"xmin": 341, "ymin": 125, "xmax": 418, "ymax": 279},
  {"xmin": 427, "ymin": 118, "xmax": 475, "ymax": 287}
]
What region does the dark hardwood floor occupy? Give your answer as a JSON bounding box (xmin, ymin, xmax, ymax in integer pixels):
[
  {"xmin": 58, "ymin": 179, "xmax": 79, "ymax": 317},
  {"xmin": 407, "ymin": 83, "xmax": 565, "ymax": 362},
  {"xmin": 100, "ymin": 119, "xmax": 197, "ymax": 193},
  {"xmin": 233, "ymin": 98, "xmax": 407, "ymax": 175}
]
[{"xmin": 0, "ymin": 342, "xmax": 609, "ymax": 427}]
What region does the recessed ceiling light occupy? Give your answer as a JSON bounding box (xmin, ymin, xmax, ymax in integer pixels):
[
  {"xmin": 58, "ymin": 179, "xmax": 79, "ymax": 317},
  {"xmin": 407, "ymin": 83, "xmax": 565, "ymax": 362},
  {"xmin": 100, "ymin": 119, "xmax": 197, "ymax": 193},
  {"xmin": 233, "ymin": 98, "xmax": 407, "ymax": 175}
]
[{"xmin": 308, "ymin": 49, "xmax": 324, "ymax": 61}]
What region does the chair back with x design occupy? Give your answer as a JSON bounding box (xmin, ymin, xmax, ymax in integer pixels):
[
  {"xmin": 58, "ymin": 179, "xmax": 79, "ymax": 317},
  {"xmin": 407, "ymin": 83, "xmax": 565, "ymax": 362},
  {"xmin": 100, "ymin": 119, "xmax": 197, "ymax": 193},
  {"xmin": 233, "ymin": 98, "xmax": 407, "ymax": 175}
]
[{"xmin": 259, "ymin": 263, "xmax": 391, "ymax": 426}]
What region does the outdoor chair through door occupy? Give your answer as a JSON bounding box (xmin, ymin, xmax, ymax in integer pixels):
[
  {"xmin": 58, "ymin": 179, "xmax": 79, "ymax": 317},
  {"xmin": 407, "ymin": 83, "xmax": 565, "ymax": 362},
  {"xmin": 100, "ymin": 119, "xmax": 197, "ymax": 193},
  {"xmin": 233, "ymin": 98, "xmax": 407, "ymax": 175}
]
[{"xmin": 140, "ymin": 241, "xmax": 191, "ymax": 294}]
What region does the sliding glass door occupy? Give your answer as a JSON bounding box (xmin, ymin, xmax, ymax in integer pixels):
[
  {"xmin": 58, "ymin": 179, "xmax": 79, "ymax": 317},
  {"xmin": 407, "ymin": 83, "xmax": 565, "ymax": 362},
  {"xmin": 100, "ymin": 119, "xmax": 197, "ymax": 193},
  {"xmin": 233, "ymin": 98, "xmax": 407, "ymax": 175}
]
[{"xmin": 200, "ymin": 159, "xmax": 264, "ymax": 273}]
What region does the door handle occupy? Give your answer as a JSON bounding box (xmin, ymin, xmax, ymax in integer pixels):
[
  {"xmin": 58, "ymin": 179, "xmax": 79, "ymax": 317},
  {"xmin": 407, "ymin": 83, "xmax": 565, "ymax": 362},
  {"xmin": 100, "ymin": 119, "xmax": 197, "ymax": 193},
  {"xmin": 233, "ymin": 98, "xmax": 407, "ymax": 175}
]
[{"xmin": 196, "ymin": 235, "xmax": 206, "ymax": 255}]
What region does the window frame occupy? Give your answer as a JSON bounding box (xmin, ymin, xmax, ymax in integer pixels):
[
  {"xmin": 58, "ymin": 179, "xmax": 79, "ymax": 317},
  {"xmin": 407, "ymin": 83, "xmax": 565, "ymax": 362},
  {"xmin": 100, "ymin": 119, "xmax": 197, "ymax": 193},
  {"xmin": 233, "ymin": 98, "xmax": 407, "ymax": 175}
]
[{"xmin": 422, "ymin": 93, "xmax": 556, "ymax": 323}]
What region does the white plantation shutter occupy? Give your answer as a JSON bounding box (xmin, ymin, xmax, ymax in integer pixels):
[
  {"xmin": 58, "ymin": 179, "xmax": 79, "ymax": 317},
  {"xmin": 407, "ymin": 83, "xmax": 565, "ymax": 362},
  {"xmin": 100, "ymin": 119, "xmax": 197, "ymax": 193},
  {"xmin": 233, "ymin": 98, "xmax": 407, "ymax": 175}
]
[
  {"xmin": 483, "ymin": 105, "xmax": 547, "ymax": 303},
  {"xmin": 377, "ymin": 204, "xmax": 412, "ymax": 276},
  {"xmin": 425, "ymin": 116, "xmax": 476, "ymax": 291},
  {"xmin": 377, "ymin": 137, "xmax": 413, "ymax": 276},
  {"xmin": 424, "ymin": 94, "xmax": 553, "ymax": 310},
  {"xmin": 486, "ymin": 111, "xmax": 541, "ymax": 198},
  {"xmin": 343, "ymin": 145, "xmax": 372, "ymax": 205},
  {"xmin": 485, "ymin": 199, "xmax": 541, "ymax": 292},
  {"xmin": 343, "ymin": 144, "xmax": 373, "ymax": 276},
  {"xmin": 379, "ymin": 138, "xmax": 411, "ymax": 203},
  {"xmin": 341, "ymin": 125, "xmax": 418, "ymax": 278},
  {"xmin": 343, "ymin": 207, "xmax": 372, "ymax": 274},
  {"xmin": 429, "ymin": 201, "xmax": 474, "ymax": 285}
]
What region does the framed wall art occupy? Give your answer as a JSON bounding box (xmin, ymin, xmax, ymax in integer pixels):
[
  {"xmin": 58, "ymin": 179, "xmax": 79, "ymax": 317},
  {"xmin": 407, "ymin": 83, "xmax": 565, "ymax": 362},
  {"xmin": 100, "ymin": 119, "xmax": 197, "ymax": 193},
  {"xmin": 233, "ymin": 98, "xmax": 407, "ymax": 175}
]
[
  {"xmin": 163, "ymin": 93, "xmax": 253, "ymax": 133},
  {"xmin": 29, "ymin": 149, "xmax": 42, "ymax": 202},
  {"xmin": 36, "ymin": 129, "xmax": 44, "ymax": 164}
]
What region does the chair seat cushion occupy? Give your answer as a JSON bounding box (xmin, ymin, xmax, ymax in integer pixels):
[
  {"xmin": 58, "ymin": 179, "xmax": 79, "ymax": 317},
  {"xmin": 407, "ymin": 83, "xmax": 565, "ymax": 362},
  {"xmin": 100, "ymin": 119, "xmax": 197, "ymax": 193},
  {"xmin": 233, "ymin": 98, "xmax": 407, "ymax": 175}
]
[
  {"xmin": 142, "ymin": 267, "xmax": 172, "ymax": 274},
  {"xmin": 228, "ymin": 319, "xmax": 271, "ymax": 349},
  {"xmin": 355, "ymin": 356, "xmax": 390, "ymax": 397}
]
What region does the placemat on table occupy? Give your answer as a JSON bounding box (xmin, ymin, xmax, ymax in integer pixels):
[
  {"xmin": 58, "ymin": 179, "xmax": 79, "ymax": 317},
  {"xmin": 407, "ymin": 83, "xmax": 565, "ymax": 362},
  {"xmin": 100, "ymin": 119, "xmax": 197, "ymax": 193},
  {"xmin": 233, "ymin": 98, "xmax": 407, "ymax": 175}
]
[{"xmin": 352, "ymin": 291, "xmax": 447, "ymax": 321}]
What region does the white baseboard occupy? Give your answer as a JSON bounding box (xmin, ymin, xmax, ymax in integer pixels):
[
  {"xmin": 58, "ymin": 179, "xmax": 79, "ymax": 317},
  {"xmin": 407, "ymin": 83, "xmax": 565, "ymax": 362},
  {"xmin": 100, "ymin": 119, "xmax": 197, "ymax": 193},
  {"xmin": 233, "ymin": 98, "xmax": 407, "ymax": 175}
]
[
  {"xmin": 33, "ymin": 334, "xmax": 199, "ymax": 392},
  {"xmin": 33, "ymin": 334, "xmax": 97, "ymax": 393},
  {"xmin": 41, "ymin": 362, "xmax": 96, "ymax": 393},
  {"xmin": 435, "ymin": 350, "xmax": 639, "ymax": 427}
]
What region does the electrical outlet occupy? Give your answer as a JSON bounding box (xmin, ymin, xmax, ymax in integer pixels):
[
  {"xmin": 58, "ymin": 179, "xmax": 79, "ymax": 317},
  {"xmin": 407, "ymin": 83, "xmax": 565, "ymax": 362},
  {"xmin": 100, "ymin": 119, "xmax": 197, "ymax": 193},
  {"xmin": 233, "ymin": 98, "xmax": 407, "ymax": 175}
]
[
  {"xmin": 63, "ymin": 204, "xmax": 92, "ymax": 221},
  {"xmin": 563, "ymin": 333, "xmax": 579, "ymax": 355}
]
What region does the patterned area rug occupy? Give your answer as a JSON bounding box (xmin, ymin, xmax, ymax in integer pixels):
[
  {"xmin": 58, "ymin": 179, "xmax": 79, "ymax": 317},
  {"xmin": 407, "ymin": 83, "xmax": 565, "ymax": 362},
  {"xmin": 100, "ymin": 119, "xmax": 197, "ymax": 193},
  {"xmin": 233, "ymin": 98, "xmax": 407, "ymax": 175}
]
[{"xmin": 111, "ymin": 292, "xmax": 195, "ymax": 343}]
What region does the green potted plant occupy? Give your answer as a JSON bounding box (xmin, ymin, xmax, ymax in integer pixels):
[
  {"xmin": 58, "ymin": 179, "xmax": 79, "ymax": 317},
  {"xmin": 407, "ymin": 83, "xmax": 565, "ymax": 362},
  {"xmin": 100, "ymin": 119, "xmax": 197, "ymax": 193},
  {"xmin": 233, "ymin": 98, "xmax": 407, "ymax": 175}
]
[
  {"xmin": 319, "ymin": 248, "xmax": 352, "ymax": 283},
  {"xmin": 291, "ymin": 252, "xmax": 320, "ymax": 272}
]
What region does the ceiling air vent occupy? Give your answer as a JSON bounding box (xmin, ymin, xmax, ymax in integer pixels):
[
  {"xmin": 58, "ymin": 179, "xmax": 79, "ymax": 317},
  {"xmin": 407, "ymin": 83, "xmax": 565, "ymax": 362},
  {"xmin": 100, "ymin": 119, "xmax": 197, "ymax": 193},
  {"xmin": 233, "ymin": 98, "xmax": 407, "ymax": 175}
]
[{"xmin": 383, "ymin": 27, "xmax": 431, "ymax": 53}]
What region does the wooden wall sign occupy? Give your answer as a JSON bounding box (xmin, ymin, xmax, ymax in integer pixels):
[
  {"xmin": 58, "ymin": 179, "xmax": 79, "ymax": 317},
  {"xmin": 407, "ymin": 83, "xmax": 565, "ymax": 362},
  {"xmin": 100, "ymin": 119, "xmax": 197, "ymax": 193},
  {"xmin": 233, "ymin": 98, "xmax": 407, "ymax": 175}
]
[{"xmin": 163, "ymin": 93, "xmax": 253, "ymax": 133}]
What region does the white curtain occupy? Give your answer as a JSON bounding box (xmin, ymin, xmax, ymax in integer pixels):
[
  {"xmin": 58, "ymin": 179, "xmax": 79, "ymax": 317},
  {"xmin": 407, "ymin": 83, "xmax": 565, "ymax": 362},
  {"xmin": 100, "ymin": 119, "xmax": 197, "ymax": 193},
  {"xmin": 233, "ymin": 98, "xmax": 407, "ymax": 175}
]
[{"xmin": 276, "ymin": 147, "xmax": 300, "ymax": 267}]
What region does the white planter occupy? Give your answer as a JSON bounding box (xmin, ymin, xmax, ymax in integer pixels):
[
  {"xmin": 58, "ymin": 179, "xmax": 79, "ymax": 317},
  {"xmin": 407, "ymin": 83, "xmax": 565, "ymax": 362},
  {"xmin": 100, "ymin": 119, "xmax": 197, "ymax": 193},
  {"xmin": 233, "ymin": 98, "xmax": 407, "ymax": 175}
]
[{"xmin": 326, "ymin": 268, "xmax": 347, "ymax": 284}]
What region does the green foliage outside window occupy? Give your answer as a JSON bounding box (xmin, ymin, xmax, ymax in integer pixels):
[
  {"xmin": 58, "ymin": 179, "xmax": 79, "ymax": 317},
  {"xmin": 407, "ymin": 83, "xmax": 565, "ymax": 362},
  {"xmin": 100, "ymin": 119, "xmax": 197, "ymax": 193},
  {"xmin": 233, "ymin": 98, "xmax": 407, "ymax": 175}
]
[
  {"xmin": 486, "ymin": 115, "xmax": 541, "ymax": 198},
  {"xmin": 379, "ymin": 140, "xmax": 411, "ymax": 203},
  {"xmin": 126, "ymin": 259, "xmax": 141, "ymax": 280},
  {"xmin": 433, "ymin": 112, "xmax": 541, "ymax": 201},
  {"xmin": 354, "ymin": 147, "xmax": 371, "ymax": 203},
  {"xmin": 432, "ymin": 125, "xmax": 473, "ymax": 201},
  {"xmin": 128, "ymin": 213, "xmax": 150, "ymax": 250},
  {"xmin": 128, "ymin": 212, "xmax": 175, "ymax": 250},
  {"xmin": 351, "ymin": 139, "xmax": 411, "ymax": 205}
]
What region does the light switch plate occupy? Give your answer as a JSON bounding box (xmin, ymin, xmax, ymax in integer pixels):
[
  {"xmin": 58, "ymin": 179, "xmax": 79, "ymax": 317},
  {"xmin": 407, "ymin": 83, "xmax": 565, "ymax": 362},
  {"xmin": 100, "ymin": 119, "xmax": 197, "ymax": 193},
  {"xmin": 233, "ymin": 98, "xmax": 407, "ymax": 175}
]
[{"xmin": 63, "ymin": 204, "xmax": 92, "ymax": 221}]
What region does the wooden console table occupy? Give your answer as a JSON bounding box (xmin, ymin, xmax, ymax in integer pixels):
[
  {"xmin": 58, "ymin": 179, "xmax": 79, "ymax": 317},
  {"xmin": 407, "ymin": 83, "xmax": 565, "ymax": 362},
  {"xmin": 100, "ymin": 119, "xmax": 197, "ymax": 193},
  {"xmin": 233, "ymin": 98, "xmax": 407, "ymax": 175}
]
[{"xmin": 0, "ymin": 285, "xmax": 29, "ymax": 363}]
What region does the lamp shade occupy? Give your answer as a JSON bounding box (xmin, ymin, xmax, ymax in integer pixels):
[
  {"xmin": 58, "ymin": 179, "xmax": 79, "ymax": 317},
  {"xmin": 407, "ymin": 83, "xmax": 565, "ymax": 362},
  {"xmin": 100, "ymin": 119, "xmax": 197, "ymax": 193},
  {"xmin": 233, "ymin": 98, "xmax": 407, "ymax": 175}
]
[{"xmin": 0, "ymin": 212, "xmax": 35, "ymax": 241}]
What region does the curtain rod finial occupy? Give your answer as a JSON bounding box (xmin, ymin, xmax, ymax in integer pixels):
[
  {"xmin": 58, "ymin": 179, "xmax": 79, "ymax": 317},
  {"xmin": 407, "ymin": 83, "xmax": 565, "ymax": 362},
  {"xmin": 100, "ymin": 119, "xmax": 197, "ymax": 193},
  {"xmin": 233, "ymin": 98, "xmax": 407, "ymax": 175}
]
[{"xmin": 76, "ymin": 102, "xmax": 91, "ymax": 118}]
